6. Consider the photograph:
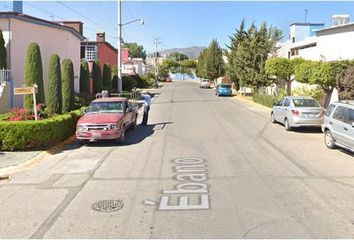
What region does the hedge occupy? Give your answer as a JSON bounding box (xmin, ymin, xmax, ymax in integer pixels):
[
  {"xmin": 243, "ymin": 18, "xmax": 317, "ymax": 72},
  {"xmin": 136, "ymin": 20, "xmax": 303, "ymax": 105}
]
[
  {"xmin": 252, "ymin": 93, "xmax": 279, "ymax": 108},
  {"xmin": 0, "ymin": 110, "xmax": 81, "ymax": 151}
]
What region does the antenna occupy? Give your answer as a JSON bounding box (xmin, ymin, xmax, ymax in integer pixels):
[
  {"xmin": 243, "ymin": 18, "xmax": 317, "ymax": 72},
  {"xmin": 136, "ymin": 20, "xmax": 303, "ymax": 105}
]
[{"xmin": 304, "ymin": 9, "xmax": 308, "ymax": 23}]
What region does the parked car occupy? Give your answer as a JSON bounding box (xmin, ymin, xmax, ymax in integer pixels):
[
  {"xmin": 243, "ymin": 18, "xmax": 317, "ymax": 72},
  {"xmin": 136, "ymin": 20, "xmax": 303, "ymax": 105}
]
[
  {"xmin": 200, "ymin": 79, "xmax": 211, "ymax": 88},
  {"xmin": 322, "ymin": 101, "xmax": 354, "ymax": 152},
  {"xmin": 76, "ymin": 97, "xmax": 138, "ymax": 144},
  {"xmin": 166, "ymin": 77, "xmax": 172, "ymax": 83},
  {"xmin": 271, "ymin": 96, "xmax": 323, "ymax": 131},
  {"xmin": 215, "ymin": 84, "xmax": 232, "ymax": 96}
]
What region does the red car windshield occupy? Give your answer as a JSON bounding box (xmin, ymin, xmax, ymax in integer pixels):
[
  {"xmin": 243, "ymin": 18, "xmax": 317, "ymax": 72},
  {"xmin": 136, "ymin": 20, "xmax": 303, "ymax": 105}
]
[{"xmin": 87, "ymin": 101, "xmax": 124, "ymax": 113}]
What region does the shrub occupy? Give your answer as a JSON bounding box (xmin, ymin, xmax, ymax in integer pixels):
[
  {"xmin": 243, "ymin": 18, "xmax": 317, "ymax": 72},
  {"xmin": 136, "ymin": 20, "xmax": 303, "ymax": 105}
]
[
  {"xmin": 24, "ymin": 42, "xmax": 45, "ymax": 108},
  {"xmin": 47, "ymin": 54, "xmax": 62, "ymax": 114},
  {"xmin": 74, "ymin": 92, "xmax": 95, "ymax": 109},
  {"xmin": 0, "ymin": 110, "xmax": 81, "ymax": 150},
  {"xmin": 0, "ymin": 113, "xmax": 8, "ymax": 121},
  {"xmin": 292, "ymin": 86, "xmax": 324, "ymax": 104},
  {"xmin": 8, "ymin": 108, "xmax": 34, "ymax": 121},
  {"xmin": 0, "ymin": 29, "xmax": 6, "ymax": 69},
  {"xmin": 252, "ymin": 93, "xmax": 279, "ymax": 108},
  {"xmin": 102, "ymin": 64, "xmax": 112, "ymax": 91},
  {"xmin": 122, "ymin": 75, "xmax": 137, "ymax": 92},
  {"xmin": 92, "ymin": 61, "xmax": 102, "ymax": 93},
  {"xmin": 62, "ymin": 59, "xmax": 75, "ymax": 113},
  {"xmin": 337, "ymin": 66, "xmax": 354, "ymax": 100},
  {"xmin": 79, "ymin": 61, "xmax": 90, "ymax": 93}
]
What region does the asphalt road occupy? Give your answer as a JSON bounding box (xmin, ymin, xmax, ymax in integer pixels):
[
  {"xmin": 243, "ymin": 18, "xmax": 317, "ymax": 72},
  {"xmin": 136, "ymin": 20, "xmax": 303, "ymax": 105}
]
[{"xmin": 1, "ymin": 82, "xmax": 354, "ymax": 238}]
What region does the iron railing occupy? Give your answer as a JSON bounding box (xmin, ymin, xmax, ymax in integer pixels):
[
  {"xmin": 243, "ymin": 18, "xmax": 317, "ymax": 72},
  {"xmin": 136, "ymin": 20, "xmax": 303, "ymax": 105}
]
[{"xmin": 0, "ymin": 69, "xmax": 11, "ymax": 83}]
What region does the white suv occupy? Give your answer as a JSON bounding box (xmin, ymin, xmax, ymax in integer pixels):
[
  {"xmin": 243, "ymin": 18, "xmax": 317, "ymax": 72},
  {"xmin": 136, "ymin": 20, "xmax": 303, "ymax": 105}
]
[
  {"xmin": 199, "ymin": 79, "xmax": 211, "ymax": 88},
  {"xmin": 322, "ymin": 101, "xmax": 354, "ymax": 152}
]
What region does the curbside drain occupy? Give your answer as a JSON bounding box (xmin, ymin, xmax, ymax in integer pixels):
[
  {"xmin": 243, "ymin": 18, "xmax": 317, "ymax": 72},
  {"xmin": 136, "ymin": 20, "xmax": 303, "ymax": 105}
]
[{"xmin": 92, "ymin": 200, "xmax": 124, "ymax": 212}]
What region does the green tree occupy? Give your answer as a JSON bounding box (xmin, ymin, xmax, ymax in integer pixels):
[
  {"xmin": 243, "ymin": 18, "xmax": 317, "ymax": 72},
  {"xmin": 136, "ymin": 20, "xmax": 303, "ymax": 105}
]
[
  {"xmin": 337, "ymin": 65, "xmax": 354, "ymax": 100},
  {"xmin": 102, "ymin": 64, "xmax": 112, "ymax": 91},
  {"xmin": 227, "ymin": 20, "xmax": 282, "ymax": 91},
  {"xmin": 295, "ymin": 61, "xmax": 339, "ymax": 107},
  {"xmin": 196, "ymin": 49, "xmax": 207, "ymax": 78},
  {"xmin": 205, "ymin": 39, "xmax": 225, "ymax": 81},
  {"xmin": 265, "ymin": 57, "xmax": 304, "ymax": 95},
  {"xmin": 111, "ymin": 65, "xmax": 118, "ymax": 92},
  {"xmin": 79, "ymin": 60, "xmax": 90, "ymax": 93},
  {"xmin": 47, "ymin": 54, "xmax": 62, "ymax": 114},
  {"xmin": 0, "ymin": 29, "xmax": 6, "ymax": 69},
  {"xmin": 24, "ymin": 42, "xmax": 45, "ymax": 109},
  {"xmin": 168, "ymin": 52, "xmax": 189, "ymax": 61},
  {"xmin": 92, "ymin": 61, "xmax": 102, "ymax": 93},
  {"xmin": 123, "ymin": 42, "xmax": 146, "ymax": 60},
  {"xmin": 226, "ymin": 20, "xmax": 246, "ymax": 90},
  {"xmin": 61, "ymin": 58, "xmax": 75, "ymax": 113}
]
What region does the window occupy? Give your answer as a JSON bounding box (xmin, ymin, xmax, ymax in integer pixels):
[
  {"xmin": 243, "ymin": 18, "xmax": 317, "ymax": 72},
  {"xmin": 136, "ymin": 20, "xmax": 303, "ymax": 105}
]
[
  {"xmin": 345, "ymin": 108, "xmax": 354, "ymax": 125},
  {"xmin": 333, "ymin": 106, "xmax": 347, "ymax": 123},
  {"xmin": 85, "ymin": 45, "xmax": 98, "ymax": 61},
  {"xmin": 292, "ymin": 98, "xmax": 320, "ymax": 107},
  {"xmin": 277, "ymin": 98, "xmax": 284, "ymax": 106},
  {"xmin": 284, "ymin": 98, "xmax": 290, "ymax": 107},
  {"xmin": 325, "ymin": 104, "xmax": 336, "ymax": 117}
]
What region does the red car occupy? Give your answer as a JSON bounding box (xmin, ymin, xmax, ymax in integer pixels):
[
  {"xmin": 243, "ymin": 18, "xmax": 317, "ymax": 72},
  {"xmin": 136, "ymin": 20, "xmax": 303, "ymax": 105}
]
[
  {"xmin": 166, "ymin": 77, "xmax": 172, "ymax": 83},
  {"xmin": 76, "ymin": 97, "xmax": 138, "ymax": 144}
]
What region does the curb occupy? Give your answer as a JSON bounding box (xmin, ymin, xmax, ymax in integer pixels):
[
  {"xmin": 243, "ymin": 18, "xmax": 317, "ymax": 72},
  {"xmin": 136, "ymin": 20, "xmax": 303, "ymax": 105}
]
[
  {"xmin": 0, "ymin": 135, "xmax": 77, "ymax": 177},
  {"xmin": 0, "ymin": 86, "xmax": 165, "ymax": 178},
  {"xmin": 232, "ymin": 95, "xmax": 271, "ymax": 111}
]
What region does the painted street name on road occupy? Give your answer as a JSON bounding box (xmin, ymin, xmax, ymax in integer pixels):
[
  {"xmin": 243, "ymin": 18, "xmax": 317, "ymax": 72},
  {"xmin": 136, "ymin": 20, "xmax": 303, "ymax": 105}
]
[{"xmin": 158, "ymin": 157, "xmax": 210, "ymax": 211}]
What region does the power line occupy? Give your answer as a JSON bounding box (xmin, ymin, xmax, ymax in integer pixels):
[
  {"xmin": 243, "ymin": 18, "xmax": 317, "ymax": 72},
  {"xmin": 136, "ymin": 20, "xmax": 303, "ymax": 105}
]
[{"xmin": 56, "ymin": 1, "xmax": 117, "ymax": 40}]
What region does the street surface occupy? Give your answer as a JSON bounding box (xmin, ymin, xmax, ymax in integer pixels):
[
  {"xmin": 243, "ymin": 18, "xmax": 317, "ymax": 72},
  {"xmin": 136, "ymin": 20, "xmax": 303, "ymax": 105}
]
[{"xmin": 1, "ymin": 82, "xmax": 354, "ymax": 238}]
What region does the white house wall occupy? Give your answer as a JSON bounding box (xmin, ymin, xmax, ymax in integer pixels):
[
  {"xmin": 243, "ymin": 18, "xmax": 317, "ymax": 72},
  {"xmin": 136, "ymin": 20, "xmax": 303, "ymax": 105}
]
[{"xmin": 3, "ymin": 18, "xmax": 81, "ymax": 107}]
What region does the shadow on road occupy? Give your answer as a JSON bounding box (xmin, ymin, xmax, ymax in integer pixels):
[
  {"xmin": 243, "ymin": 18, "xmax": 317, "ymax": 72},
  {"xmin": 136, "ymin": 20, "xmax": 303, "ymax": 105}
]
[
  {"xmin": 64, "ymin": 121, "xmax": 173, "ymax": 149},
  {"xmin": 292, "ymin": 127, "xmax": 323, "ymax": 134}
]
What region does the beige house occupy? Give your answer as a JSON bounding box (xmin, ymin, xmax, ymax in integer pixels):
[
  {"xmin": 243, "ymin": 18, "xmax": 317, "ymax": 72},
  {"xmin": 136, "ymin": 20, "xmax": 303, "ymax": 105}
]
[{"xmin": 0, "ymin": 12, "xmax": 84, "ymax": 109}]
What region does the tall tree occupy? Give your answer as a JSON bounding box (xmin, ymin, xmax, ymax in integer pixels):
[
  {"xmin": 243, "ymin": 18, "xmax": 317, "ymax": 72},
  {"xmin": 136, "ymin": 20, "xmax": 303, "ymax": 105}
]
[
  {"xmin": 79, "ymin": 60, "xmax": 90, "ymax": 93},
  {"xmin": 111, "ymin": 65, "xmax": 118, "ymax": 92},
  {"xmin": 123, "ymin": 42, "xmax": 146, "ymax": 60},
  {"xmin": 92, "ymin": 61, "xmax": 102, "ymax": 93},
  {"xmin": 61, "ymin": 58, "xmax": 75, "ymax": 113},
  {"xmin": 102, "ymin": 64, "xmax": 112, "ymax": 91},
  {"xmin": 47, "ymin": 54, "xmax": 62, "ymax": 114},
  {"xmin": 168, "ymin": 52, "xmax": 189, "ymax": 61},
  {"xmin": 196, "ymin": 48, "xmax": 208, "ymax": 78},
  {"xmin": 0, "ymin": 29, "xmax": 6, "ymax": 69},
  {"xmin": 205, "ymin": 39, "xmax": 225, "ymax": 81},
  {"xmin": 24, "ymin": 42, "xmax": 45, "ymax": 109},
  {"xmin": 226, "ymin": 20, "xmax": 282, "ymax": 91}
]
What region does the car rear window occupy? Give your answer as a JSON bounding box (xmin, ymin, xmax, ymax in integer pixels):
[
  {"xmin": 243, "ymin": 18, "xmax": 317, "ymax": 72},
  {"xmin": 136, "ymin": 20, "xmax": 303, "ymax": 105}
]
[
  {"xmin": 220, "ymin": 85, "xmax": 231, "ymax": 89},
  {"xmin": 292, "ymin": 98, "xmax": 320, "ymax": 107}
]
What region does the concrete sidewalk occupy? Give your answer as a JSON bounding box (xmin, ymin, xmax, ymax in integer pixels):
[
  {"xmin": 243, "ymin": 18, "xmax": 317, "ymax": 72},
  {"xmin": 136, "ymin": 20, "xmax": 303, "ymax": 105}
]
[{"xmin": 0, "ymin": 86, "xmax": 163, "ymax": 176}]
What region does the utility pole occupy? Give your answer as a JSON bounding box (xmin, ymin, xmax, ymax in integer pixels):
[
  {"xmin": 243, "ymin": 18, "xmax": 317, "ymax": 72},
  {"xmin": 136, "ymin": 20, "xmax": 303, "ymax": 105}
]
[
  {"xmin": 153, "ymin": 37, "xmax": 161, "ymax": 88},
  {"xmin": 304, "ymin": 9, "xmax": 308, "ymax": 23},
  {"xmin": 117, "ymin": 0, "xmax": 122, "ymax": 93}
]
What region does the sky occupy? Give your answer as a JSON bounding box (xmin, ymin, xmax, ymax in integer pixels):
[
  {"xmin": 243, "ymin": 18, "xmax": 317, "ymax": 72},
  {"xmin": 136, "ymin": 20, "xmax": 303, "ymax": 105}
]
[{"xmin": 3, "ymin": 1, "xmax": 354, "ymax": 54}]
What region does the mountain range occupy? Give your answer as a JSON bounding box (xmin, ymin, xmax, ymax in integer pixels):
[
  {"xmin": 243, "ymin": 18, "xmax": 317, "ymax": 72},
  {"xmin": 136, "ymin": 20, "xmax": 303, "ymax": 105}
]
[{"xmin": 148, "ymin": 46, "xmax": 206, "ymax": 59}]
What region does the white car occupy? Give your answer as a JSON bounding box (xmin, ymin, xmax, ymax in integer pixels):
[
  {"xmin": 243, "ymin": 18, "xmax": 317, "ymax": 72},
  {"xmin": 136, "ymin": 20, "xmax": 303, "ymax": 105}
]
[
  {"xmin": 271, "ymin": 96, "xmax": 323, "ymax": 131},
  {"xmin": 199, "ymin": 79, "xmax": 211, "ymax": 88}
]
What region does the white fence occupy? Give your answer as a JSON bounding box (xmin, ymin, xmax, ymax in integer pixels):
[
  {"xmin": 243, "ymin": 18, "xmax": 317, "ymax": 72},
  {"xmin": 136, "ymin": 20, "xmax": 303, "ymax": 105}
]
[{"xmin": 0, "ymin": 69, "xmax": 11, "ymax": 83}]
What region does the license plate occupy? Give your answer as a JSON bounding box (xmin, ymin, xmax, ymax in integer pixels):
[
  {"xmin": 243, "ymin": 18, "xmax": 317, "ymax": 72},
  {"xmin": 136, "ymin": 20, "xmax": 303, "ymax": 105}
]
[{"xmin": 92, "ymin": 132, "xmax": 101, "ymax": 138}]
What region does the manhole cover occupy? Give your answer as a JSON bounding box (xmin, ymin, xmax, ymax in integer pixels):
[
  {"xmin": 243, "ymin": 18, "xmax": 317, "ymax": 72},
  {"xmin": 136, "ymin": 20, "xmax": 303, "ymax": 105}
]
[{"xmin": 92, "ymin": 200, "xmax": 124, "ymax": 212}]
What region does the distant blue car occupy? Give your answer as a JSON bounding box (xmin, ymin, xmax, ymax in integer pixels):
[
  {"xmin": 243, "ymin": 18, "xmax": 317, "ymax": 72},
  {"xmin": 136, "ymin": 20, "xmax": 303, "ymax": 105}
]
[{"xmin": 215, "ymin": 84, "xmax": 232, "ymax": 96}]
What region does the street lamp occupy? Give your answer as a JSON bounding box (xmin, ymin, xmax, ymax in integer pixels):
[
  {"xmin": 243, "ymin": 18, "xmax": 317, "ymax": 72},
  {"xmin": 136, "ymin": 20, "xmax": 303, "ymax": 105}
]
[{"xmin": 117, "ymin": 0, "xmax": 144, "ymax": 93}]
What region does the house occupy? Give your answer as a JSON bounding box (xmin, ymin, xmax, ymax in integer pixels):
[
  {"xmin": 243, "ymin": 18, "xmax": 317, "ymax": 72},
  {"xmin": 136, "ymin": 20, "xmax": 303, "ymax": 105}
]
[
  {"xmin": 277, "ymin": 15, "xmax": 354, "ymax": 102},
  {"xmin": 0, "ymin": 12, "xmax": 84, "ymax": 110}
]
